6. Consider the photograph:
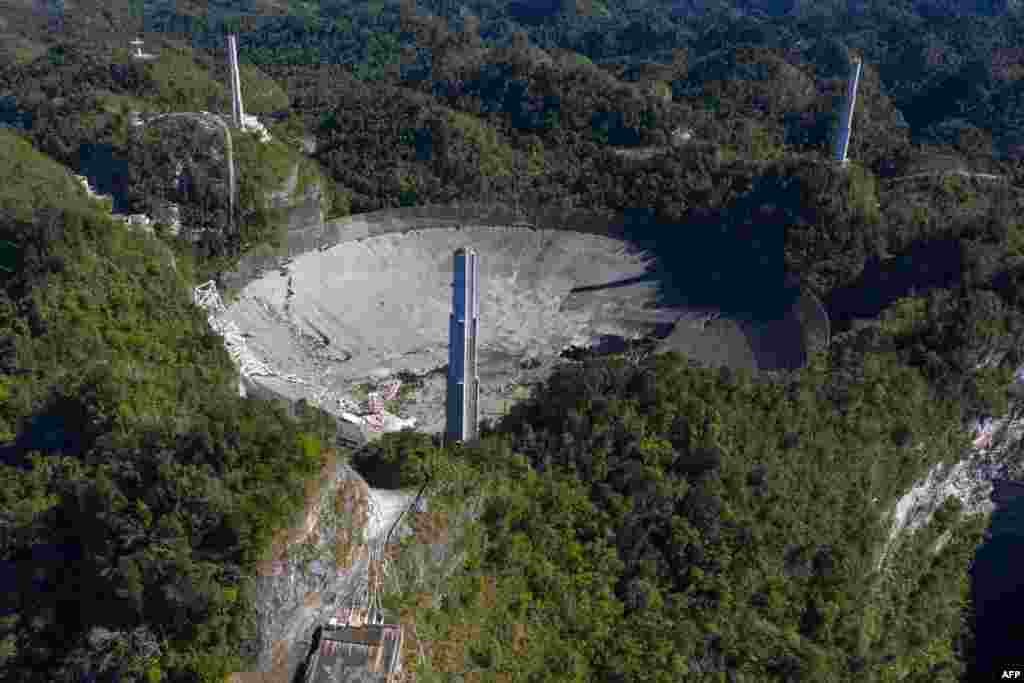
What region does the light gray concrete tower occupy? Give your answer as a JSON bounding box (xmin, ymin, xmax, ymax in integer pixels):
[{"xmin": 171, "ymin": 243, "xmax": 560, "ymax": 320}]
[
  {"xmin": 227, "ymin": 34, "xmax": 245, "ymax": 129},
  {"xmin": 446, "ymin": 247, "xmax": 480, "ymax": 444},
  {"xmin": 834, "ymin": 56, "xmax": 862, "ymax": 166}
]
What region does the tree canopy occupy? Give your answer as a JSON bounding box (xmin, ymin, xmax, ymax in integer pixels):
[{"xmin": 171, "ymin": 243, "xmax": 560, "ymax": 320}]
[{"xmin": 2, "ymin": 1, "xmax": 1024, "ymax": 680}]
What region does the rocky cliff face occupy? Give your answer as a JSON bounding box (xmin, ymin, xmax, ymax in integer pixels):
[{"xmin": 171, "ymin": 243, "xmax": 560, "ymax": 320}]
[
  {"xmin": 233, "ymin": 450, "xmax": 480, "ymax": 683},
  {"xmin": 879, "ymin": 364, "xmax": 1024, "ymax": 571},
  {"xmin": 242, "ymin": 460, "xmax": 390, "ymax": 681}
]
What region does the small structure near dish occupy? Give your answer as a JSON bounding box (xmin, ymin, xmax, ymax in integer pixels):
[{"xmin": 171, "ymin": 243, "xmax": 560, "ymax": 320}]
[
  {"xmin": 129, "ymin": 38, "xmax": 157, "ymax": 61},
  {"xmin": 303, "ymin": 608, "xmax": 404, "ymax": 683}
]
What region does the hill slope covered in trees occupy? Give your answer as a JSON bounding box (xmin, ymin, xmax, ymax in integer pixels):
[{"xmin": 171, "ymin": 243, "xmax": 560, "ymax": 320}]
[{"xmin": 1, "ymin": 0, "xmax": 1024, "ymax": 681}]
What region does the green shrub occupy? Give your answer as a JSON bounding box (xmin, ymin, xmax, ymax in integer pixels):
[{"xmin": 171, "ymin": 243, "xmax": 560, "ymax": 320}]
[
  {"xmin": 238, "ymin": 63, "xmax": 290, "ymax": 114},
  {"xmin": 145, "ymin": 46, "xmax": 227, "ymax": 113},
  {"xmin": 0, "ymin": 128, "xmax": 340, "ymax": 683}
]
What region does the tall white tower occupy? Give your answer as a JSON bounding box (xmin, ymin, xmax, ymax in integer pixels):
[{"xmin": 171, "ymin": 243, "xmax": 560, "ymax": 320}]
[
  {"xmin": 834, "ymin": 56, "xmax": 862, "ymax": 167},
  {"xmin": 446, "ymin": 248, "xmax": 480, "ymax": 444},
  {"xmin": 227, "ymin": 34, "xmax": 245, "ymax": 129}
]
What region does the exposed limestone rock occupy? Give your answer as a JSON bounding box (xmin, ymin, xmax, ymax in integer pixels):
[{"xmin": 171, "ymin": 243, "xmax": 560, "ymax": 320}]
[{"xmin": 878, "ymin": 365, "xmax": 1024, "ymax": 571}]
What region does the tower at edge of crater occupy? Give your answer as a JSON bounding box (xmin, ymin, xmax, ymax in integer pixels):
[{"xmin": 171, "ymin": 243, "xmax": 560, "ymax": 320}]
[{"xmin": 445, "ymin": 247, "xmax": 480, "ymax": 444}]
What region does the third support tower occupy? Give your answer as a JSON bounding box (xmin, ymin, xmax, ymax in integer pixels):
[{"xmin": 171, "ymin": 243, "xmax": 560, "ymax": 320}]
[
  {"xmin": 834, "ymin": 56, "xmax": 862, "ymax": 167},
  {"xmin": 445, "ymin": 248, "xmax": 480, "ymax": 444}
]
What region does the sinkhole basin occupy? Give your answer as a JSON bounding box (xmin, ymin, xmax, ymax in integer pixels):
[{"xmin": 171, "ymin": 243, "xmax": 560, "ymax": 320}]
[{"xmin": 222, "ymin": 223, "xmax": 812, "ymax": 435}]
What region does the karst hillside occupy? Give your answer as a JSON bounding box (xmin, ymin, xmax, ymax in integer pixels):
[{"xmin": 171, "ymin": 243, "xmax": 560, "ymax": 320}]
[{"xmin": 2, "ymin": 0, "xmax": 1024, "ymax": 682}]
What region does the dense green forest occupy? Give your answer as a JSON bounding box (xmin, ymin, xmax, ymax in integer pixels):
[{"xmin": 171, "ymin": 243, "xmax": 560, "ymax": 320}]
[
  {"xmin": 2, "ymin": 0, "xmax": 1024, "ymax": 681},
  {"xmin": 362, "ymin": 350, "xmax": 987, "ymax": 681},
  {"xmin": 0, "ymin": 128, "xmax": 341, "ymax": 682}
]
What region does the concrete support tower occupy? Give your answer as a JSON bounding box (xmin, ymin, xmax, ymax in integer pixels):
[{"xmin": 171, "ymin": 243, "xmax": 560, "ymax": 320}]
[
  {"xmin": 227, "ymin": 34, "xmax": 245, "ymax": 129},
  {"xmin": 446, "ymin": 248, "xmax": 480, "ymax": 444},
  {"xmin": 834, "ymin": 56, "xmax": 862, "ymax": 167}
]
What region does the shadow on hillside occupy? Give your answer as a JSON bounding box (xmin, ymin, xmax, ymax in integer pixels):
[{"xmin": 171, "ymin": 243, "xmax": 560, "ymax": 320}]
[
  {"xmin": 0, "ymin": 394, "xmax": 97, "ymax": 468},
  {"xmin": 596, "ymin": 206, "xmax": 806, "ymax": 373},
  {"xmin": 968, "ymin": 480, "xmax": 1024, "ymax": 680},
  {"xmin": 75, "ymin": 143, "xmax": 133, "ymax": 212},
  {"xmin": 607, "ymin": 206, "xmax": 798, "ymax": 319},
  {"xmin": 825, "ymin": 238, "xmax": 963, "ymax": 333}
]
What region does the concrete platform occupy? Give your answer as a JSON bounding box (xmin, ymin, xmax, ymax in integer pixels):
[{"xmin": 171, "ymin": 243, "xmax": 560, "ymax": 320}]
[{"xmin": 303, "ymin": 620, "xmax": 403, "ymax": 683}]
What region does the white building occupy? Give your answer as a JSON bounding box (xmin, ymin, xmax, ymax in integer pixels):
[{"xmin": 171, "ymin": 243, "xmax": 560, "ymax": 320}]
[
  {"xmin": 241, "ymin": 113, "xmax": 272, "ymax": 143},
  {"xmin": 671, "ymin": 127, "xmax": 694, "ymax": 145},
  {"xmin": 129, "ymin": 38, "xmax": 157, "ymax": 61}
]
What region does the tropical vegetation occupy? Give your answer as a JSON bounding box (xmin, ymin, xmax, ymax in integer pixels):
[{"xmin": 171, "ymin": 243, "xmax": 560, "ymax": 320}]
[{"xmin": 1, "ymin": 0, "xmax": 1024, "ymax": 681}]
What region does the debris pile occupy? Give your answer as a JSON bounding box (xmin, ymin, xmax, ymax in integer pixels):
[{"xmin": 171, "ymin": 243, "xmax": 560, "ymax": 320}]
[
  {"xmin": 364, "ymin": 380, "xmax": 405, "ymax": 433},
  {"xmin": 195, "ymin": 280, "xmax": 415, "ymax": 433}
]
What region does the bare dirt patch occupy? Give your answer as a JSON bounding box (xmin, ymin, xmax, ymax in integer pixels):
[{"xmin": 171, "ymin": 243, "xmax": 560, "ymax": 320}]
[
  {"xmin": 430, "ymin": 621, "xmax": 483, "ymax": 675},
  {"xmin": 479, "ymin": 575, "xmax": 497, "ymax": 610},
  {"xmin": 412, "ymin": 508, "xmax": 450, "ymax": 545},
  {"xmin": 256, "ymin": 449, "xmax": 342, "ymax": 576},
  {"xmin": 228, "ymin": 638, "xmax": 291, "ymax": 683},
  {"xmin": 334, "ymin": 475, "xmax": 371, "ymax": 569}
]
